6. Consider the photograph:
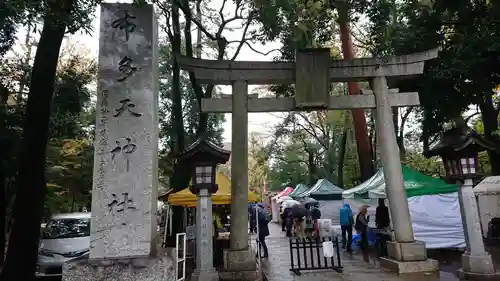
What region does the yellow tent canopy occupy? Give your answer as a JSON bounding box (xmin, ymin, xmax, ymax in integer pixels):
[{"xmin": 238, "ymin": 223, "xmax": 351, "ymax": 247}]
[{"xmin": 167, "ymin": 172, "xmax": 259, "ymax": 207}]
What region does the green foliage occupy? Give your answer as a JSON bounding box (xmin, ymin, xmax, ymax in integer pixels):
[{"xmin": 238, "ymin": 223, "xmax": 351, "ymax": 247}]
[
  {"xmin": 402, "ymin": 152, "xmax": 443, "ymax": 178},
  {"xmin": 157, "ymin": 41, "xmax": 225, "ymax": 179},
  {"xmin": 365, "ymin": 0, "xmax": 500, "ymax": 137},
  {"xmin": 45, "ymin": 138, "xmax": 93, "ymax": 214},
  {"xmin": 265, "ymin": 110, "xmax": 361, "ymax": 189},
  {"xmin": 247, "ymin": 133, "xmax": 269, "ymax": 196},
  {"xmin": 0, "ymin": 51, "xmax": 96, "ymax": 216},
  {"xmin": 50, "ymin": 55, "xmax": 96, "ymax": 139}
]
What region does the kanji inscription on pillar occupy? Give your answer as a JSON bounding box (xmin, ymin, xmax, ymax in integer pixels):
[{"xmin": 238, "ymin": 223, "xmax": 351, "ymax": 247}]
[
  {"xmin": 90, "ymin": 3, "xmax": 158, "ymax": 260},
  {"xmin": 294, "ymin": 48, "xmax": 331, "ymax": 109}
]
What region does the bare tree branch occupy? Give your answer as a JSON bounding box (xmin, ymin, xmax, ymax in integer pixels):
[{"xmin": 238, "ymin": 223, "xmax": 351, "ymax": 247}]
[
  {"xmin": 173, "ymin": 0, "xmax": 217, "ymax": 40},
  {"xmin": 158, "ymin": 2, "xmax": 174, "ymax": 42},
  {"xmin": 230, "ymin": 11, "xmax": 254, "ymax": 60}
]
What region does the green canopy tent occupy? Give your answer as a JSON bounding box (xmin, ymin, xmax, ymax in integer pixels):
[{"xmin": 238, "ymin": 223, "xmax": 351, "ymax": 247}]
[
  {"xmin": 367, "ymin": 166, "xmax": 457, "ymax": 198},
  {"xmin": 289, "ymin": 183, "xmax": 309, "ymax": 198},
  {"xmin": 342, "ymin": 170, "xmax": 385, "ymax": 199},
  {"xmin": 301, "ymin": 179, "xmax": 344, "ymax": 200},
  {"xmin": 342, "ymin": 166, "xmax": 457, "ymax": 199}
]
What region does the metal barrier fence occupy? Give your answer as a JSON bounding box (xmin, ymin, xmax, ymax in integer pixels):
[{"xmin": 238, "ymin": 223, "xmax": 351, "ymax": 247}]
[
  {"xmin": 175, "ymin": 233, "xmax": 187, "ymax": 281},
  {"xmin": 289, "ymin": 236, "xmax": 343, "ymax": 275}
]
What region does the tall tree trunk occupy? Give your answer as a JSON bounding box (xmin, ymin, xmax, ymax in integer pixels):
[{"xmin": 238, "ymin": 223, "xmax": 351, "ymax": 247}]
[
  {"xmin": 479, "ymin": 98, "xmax": 500, "ymax": 175},
  {"xmin": 392, "ymin": 107, "xmax": 399, "ymax": 143},
  {"xmin": 0, "ymin": 1, "xmax": 73, "ymax": 279},
  {"xmin": 307, "ymin": 152, "xmax": 316, "ymax": 185},
  {"xmin": 337, "ymin": 115, "xmax": 349, "ymax": 188},
  {"xmin": 0, "ymin": 84, "xmax": 8, "ymax": 265},
  {"xmin": 171, "ymin": 0, "xmax": 184, "ymax": 154},
  {"xmin": 422, "ymin": 115, "xmax": 430, "ymax": 154},
  {"xmin": 398, "ymin": 107, "xmax": 412, "ymax": 160},
  {"xmin": 0, "ymin": 161, "xmax": 5, "ymax": 266},
  {"xmin": 167, "ymin": 0, "xmax": 188, "ymax": 245},
  {"xmin": 195, "ymin": 0, "xmax": 202, "ymax": 59},
  {"xmin": 0, "ymin": 0, "xmax": 7, "ymax": 33},
  {"xmin": 337, "ymin": 1, "xmax": 374, "ymax": 181},
  {"xmin": 182, "ymin": 0, "xmax": 209, "ymax": 138}
]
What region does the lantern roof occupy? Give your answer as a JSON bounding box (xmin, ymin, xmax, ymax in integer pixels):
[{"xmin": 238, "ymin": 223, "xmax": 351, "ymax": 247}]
[
  {"xmin": 424, "ymin": 126, "xmax": 499, "ymax": 158},
  {"xmin": 178, "ymin": 137, "xmax": 231, "ymax": 164}
]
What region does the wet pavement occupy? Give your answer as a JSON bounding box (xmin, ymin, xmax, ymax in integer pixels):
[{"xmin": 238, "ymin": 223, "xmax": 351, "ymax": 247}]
[{"xmin": 254, "ymin": 223, "xmax": 465, "ymax": 281}]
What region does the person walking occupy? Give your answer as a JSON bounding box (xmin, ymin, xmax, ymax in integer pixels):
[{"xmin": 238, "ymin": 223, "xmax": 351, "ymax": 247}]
[
  {"xmin": 375, "ymin": 199, "xmax": 390, "ymax": 257},
  {"xmin": 375, "ymin": 199, "xmax": 390, "ymax": 229},
  {"xmin": 280, "ymin": 206, "xmax": 286, "ymax": 231},
  {"xmin": 284, "ymin": 207, "xmax": 293, "ymax": 237},
  {"xmin": 310, "ymin": 204, "xmax": 321, "ymax": 237},
  {"xmin": 249, "ymin": 206, "xmax": 257, "ymax": 234},
  {"xmin": 355, "ymin": 205, "xmax": 370, "ymax": 262},
  {"xmin": 257, "ymin": 210, "xmax": 270, "ymax": 258},
  {"xmin": 339, "ymin": 203, "xmax": 354, "ymax": 252}
]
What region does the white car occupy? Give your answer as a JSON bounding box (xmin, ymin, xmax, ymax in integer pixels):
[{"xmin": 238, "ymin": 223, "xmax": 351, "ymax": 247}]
[{"xmin": 36, "ymin": 212, "xmax": 91, "ymax": 277}]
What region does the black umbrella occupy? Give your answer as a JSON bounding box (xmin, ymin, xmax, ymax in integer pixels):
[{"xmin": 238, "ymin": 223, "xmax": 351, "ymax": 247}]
[
  {"xmin": 290, "ymin": 205, "xmax": 308, "ymax": 218},
  {"xmin": 302, "ymin": 197, "xmax": 319, "ymax": 208}
]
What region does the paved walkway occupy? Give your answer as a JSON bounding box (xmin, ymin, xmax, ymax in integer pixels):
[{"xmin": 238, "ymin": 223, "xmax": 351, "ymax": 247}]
[{"xmin": 254, "ymin": 223, "xmax": 459, "ymax": 281}]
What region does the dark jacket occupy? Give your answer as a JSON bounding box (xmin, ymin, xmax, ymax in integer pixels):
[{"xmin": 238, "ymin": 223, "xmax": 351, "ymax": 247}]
[
  {"xmin": 375, "ymin": 205, "xmax": 390, "ymax": 228},
  {"xmin": 311, "ymin": 207, "xmax": 321, "ymax": 220},
  {"xmin": 258, "ymin": 211, "xmax": 270, "ymax": 237},
  {"xmin": 355, "ymin": 213, "xmax": 368, "ymax": 232}
]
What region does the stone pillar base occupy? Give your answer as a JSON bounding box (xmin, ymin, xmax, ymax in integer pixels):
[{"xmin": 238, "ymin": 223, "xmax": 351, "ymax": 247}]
[
  {"xmin": 458, "ymin": 253, "xmax": 499, "ymax": 280},
  {"xmin": 62, "ymin": 255, "xmax": 175, "ymax": 281},
  {"xmin": 458, "ymin": 269, "xmax": 500, "ymax": 280},
  {"xmin": 223, "ymin": 248, "xmax": 256, "ymax": 272},
  {"xmin": 387, "ymin": 240, "xmax": 427, "ymax": 261},
  {"xmin": 219, "ymin": 269, "xmax": 264, "ymax": 281},
  {"xmin": 191, "ymin": 268, "xmax": 218, "ymax": 281},
  {"xmin": 380, "ymin": 241, "xmax": 438, "ymax": 274},
  {"xmin": 380, "ymin": 257, "xmax": 439, "ymax": 274}
]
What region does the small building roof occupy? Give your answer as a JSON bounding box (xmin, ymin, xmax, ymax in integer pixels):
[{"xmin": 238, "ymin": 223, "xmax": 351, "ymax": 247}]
[
  {"xmin": 424, "ymin": 126, "xmax": 499, "ymax": 158},
  {"xmin": 178, "ymin": 138, "xmax": 231, "ymax": 164},
  {"xmin": 474, "ymin": 176, "xmax": 500, "ymax": 195}
]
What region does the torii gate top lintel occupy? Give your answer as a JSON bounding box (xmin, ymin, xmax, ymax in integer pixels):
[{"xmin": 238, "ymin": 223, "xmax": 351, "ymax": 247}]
[
  {"xmin": 176, "ymin": 48, "xmax": 438, "ymax": 112},
  {"xmin": 175, "ymin": 48, "xmax": 438, "ymax": 85}
]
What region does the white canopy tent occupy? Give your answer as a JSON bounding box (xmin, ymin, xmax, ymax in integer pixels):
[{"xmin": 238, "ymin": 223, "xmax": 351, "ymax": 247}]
[{"xmin": 474, "ymin": 176, "xmax": 500, "ymax": 238}]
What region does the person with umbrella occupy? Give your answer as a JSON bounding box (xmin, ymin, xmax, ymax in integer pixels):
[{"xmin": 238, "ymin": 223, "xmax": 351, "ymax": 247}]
[
  {"xmin": 355, "ymin": 205, "xmax": 370, "ymax": 262},
  {"xmin": 291, "ymin": 205, "xmax": 308, "ymax": 239},
  {"xmin": 282, "ymin": 206, "xmax": 293, "ymax": 237},
  {"xmin": 310, "ymin": 203, "xmax": 321, "ymax": 237},
  {"xmin": 248, "ymin": 204, "xmax": 257, "ymax": 234},
  {"xmin": 256, "ymin": 208, "xmax": 270, "ymax": 258}
]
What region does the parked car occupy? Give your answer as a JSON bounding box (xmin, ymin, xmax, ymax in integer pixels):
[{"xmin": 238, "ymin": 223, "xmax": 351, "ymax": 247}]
[{"xmin": 36, "ymin": 212, "xmax": 90, "ymax": 278}]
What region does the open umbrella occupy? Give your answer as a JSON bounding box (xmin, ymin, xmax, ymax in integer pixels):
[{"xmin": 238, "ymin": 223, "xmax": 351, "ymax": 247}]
[
  {"xmin": 302, "ymin": 197, "xmax": 319, "ymax": 207},
  {"xmin": 281, "ymin": 199, "xmax": 301, "ymax": 209},
  {"xmin": 277, "ymin": 196, "xmax": 292, "ymax": 203},
  {"xmin": 290, "ymin": 205, "xmax": 308, "ymax": 218}
]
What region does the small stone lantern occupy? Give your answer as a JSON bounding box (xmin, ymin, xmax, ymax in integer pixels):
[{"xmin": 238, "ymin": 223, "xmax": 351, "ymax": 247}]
[
  {"xmin": 424, "ymin": 127, "xmax": 494, "ymax": 183},
  {"xmin": 425, "ymin": 126, "xmax": 500, "ymax": 279},
  {"xmin": 178, "ymin": 138, "xmax": 230, "ymax": 281}
]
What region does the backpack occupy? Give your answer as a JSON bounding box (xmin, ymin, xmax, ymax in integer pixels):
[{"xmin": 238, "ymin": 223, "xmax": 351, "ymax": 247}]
[{"xmin": 355, "ymin": 214, "xmax": 365, "ymax": 232}]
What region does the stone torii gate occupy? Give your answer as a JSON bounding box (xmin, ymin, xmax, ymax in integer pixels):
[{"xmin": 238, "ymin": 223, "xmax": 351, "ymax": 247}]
[{"xmin": 178, "ymin": 48, "xmax": 439, "ymax": 273}]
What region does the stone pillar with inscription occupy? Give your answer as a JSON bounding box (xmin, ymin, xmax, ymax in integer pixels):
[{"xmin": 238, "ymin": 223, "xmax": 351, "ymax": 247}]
[
  {"xmin": 192, "ymin": 188, "xmax": 218, "ymax": 281},
  {"xmin": 62, "ymin": 4, "xmax": 174, "ymax": 281}
]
